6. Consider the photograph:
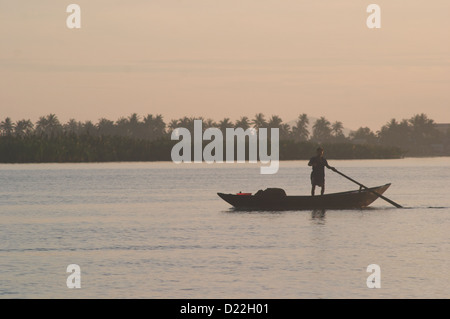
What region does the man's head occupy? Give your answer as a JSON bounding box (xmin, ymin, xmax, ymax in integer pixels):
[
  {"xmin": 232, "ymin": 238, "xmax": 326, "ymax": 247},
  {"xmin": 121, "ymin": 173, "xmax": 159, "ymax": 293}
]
[{"xmin": 316, "ymin": 147, "xmax": 324, "ymax": 157}]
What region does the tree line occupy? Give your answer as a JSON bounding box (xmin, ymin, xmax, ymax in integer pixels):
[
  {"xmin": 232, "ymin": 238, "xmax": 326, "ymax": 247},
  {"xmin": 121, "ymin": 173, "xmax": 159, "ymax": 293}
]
[{"xmin": 0, "ymin": 112, "xmax": 448, "ymax": 163}]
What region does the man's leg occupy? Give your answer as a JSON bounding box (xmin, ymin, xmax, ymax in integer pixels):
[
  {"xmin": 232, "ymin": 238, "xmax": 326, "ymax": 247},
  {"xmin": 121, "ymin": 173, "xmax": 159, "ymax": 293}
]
[
  {"xmin": 311, "ymin": 185, "xmax": 316, "ymax": 196},
  {"xmin": 321, "ymin": 185, "xmax": 325, "ymax": 195}
]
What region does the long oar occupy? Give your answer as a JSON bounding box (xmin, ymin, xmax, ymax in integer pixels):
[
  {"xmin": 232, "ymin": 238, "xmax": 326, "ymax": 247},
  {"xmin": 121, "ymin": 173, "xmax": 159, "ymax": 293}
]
[{"xmin": 332, "ymin": 168, "xmax": 403, "ymax": 208}]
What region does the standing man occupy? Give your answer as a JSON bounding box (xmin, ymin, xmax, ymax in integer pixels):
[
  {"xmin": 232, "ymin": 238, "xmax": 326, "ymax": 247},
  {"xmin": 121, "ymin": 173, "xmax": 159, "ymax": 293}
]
[{"xmin": 308, "ymin": 147, "xmax": 335, "ymax": 196}]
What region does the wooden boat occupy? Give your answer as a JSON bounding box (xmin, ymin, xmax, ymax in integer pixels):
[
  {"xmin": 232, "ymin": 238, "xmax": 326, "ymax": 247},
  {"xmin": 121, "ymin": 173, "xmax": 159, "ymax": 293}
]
[{"xmin": 217, "ymin": 183, "xmax": 391, "ymax": 210}]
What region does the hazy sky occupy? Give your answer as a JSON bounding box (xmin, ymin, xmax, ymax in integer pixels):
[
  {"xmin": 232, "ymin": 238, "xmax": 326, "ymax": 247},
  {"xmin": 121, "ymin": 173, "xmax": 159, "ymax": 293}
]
[{"xmin": 1, "ymin": 1, "xmax": 449, "ymax": 130}]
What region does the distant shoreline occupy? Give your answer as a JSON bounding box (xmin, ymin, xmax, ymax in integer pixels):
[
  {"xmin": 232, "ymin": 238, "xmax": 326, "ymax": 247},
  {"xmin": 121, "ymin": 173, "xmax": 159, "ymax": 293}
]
[
  {"xmin": 1, "ymin": 112, "xmax": 449, "ymax": 163},
  {"xmin": 0, "ymin": 135, "xmax": 406, "ymax": 164}
]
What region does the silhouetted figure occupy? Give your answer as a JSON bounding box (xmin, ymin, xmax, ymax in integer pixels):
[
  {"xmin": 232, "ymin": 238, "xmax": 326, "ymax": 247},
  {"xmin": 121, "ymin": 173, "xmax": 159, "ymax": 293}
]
[{"xmin": 308, "ymin": 147, "xmax": 335, "ymax": 196}]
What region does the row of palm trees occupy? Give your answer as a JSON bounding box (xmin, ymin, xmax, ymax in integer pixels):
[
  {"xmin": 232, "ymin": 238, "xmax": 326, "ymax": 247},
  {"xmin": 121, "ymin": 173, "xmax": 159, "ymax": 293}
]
[
  {"xmin": 167, "ymin": 113, "xmax": 319, "ymax": 141},
  {"xmin": 0, "ymin": 113, "xmax": 347, "ymax": 143},
  {"xmin": 0, "ymin": 112, "xmax": 446, "ymax": 150},
  {"xmin": 351, "ymin": 114, "xmax": 443, "ymax": 148},
  {"xmin": 0, "ymin": 113, "xmax": 166, "ymax": 141}
]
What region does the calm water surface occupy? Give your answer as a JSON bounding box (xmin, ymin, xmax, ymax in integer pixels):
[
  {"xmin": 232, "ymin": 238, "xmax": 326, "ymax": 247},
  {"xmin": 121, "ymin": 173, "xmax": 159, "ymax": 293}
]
[{"xmin": 0, "ymin": 158, "xmax": 449, "ymax": 298}]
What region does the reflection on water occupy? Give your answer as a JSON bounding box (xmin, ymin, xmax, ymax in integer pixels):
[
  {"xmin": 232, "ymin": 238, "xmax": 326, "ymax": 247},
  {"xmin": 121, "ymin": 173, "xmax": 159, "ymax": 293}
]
[{"xmin": 311, "ymin": 209, "xmax": 326, "ymax": 222}]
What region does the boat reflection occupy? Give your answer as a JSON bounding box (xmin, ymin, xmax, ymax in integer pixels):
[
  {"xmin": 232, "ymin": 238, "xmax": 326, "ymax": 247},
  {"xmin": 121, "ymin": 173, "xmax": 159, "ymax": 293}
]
[{"xmin": 311, "ymin": 209, "xmax": 326, "ymax": 222}]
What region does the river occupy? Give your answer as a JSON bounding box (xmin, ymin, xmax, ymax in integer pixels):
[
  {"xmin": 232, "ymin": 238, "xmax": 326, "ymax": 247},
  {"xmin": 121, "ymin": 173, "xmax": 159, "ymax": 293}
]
[{"xmin": 0, "ymin": 158, "xmax": 449, "ymax": 298}]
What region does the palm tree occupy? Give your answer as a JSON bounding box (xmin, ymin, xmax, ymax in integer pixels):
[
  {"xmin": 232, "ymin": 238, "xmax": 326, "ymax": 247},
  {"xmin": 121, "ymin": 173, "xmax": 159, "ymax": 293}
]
[
  {"xmin": 46, "ymin": 114, "xmax": 61, "ymax": 136},
  {"xmin": 292, "ymin": 113, "xmax": 309, "ymax": 141},
  {"xmin": 97, "ymin": 118, "xmax": 115, "ymax": 136},
  {"xmin": 142, "ymin": 114, "xmax": 167, "ymax": 140},
  {"xmin": 0, "ymin": 117, "xmax": 14, "ymax": 136},
  {"xmin": 127, "ymin": 113, "xmax": 141, "ymax": 138},
  {"xmin": 177, "ymin": 116, "xmax": 197, "ymax": 134},
  {"xmin": 82, "ymin": 121, "xmax": 96, "ymax": 136},
  {"xmin": 218, "ymin": 118, "xmax": 233, "ymax": 134},
  {"xmin": 331, "ymin": 121, "xmax": 344, "ymax": 137},
  {"xmin": 349, "ymin": 127, "xmax": 377, "ymax": 144},
  {"xmin": 252, "ymin": 113, "xmax": 267, "ymax": 130},
  {"xmin": 151, "ymin": 114, "xmax": 166, "ymax": 139},
  {"xmin": 234, "ymin": 116, "xmax": 250, "ymax": 130},
  {"xmin": 36, "ymin": 114, "xmax": 61, "ymax": 137},
  {"xmin": 36, "ymin": 116, "xmax": 49, "ymax": 136},
  {"xmin": 268, "ymin": 115, "xmax": 283, "ymax": 128},
  {"xmin": 312, "ymin": 117, "xmax": 332, "ymax": 143},
  {"xmin": 64, "ymin": 119, "xmax": 81, "ymax": 135},
  {"xmin": 168, "ymin": 119, "xmax": 180, "ymax": 134},
  {"xmin": 408, "ymin": 113, "xmax": 438, "ymax": 146},
  {"xmin": 280, "ymin": 123, "xmax": 291, "ymax": 140},
  {"xmin": 115, "ymin": 117, "xmax": 129, "ymax": 137},
  {"xmin": 204, "ymin": 118, "xmax": 217, "ymax": 130},
  {"xmin": 142, "ymin": 114, "xmax": 155, "ymax": 140},
  {"xmin": 331, "ymin": 121, "xmax": 346, "ymax": 142},
  {"xmin": 14, "ymin": 119, "xmax": 34, "ymax": 137},
  {"xmin": 378, "ymin": 118, "xmax": 411, "ymax": 147},
  {"xmin": 268, "ymin": 115, "xmax": 290, "ymax": 140}
]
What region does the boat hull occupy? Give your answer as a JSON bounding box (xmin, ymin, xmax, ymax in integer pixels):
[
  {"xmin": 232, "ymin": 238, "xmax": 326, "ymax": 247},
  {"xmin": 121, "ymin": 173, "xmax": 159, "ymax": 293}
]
[{"xmin": 217, "ymin": 184, "xmax": 391, "ymax": 210}]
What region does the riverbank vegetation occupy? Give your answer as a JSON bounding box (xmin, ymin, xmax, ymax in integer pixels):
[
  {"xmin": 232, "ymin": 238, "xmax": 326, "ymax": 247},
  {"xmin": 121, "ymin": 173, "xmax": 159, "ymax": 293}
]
[{"xmin": 1, "ymin": 113, "xmax": 448, "ymax": 163}]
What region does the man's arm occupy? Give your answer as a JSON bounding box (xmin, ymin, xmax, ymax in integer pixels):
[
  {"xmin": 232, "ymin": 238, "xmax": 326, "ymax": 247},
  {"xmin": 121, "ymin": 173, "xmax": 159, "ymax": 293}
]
[{"xmin": 324, "ymin": 159, "xmax": 336, "ymax": 171}]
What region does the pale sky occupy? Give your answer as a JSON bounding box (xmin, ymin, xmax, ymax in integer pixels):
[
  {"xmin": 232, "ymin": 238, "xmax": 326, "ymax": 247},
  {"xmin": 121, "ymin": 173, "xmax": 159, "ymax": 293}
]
[{"xmin": 1, "ymin": 1, "xmax": 449, "ymax": 130}]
